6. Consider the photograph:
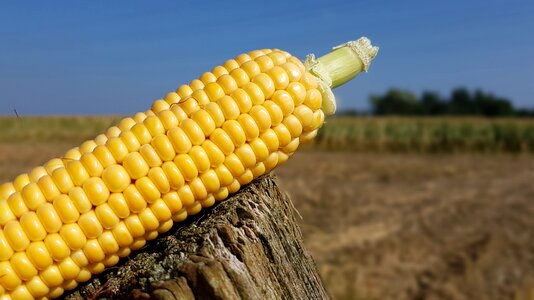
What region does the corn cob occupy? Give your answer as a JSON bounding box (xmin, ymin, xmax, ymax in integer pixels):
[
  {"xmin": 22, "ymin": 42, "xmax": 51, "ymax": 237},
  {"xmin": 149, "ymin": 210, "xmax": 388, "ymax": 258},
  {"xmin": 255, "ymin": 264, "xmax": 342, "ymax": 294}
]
[{"xmin": 0, "ymin": 37, "xmax": 377, "ymax": 299}]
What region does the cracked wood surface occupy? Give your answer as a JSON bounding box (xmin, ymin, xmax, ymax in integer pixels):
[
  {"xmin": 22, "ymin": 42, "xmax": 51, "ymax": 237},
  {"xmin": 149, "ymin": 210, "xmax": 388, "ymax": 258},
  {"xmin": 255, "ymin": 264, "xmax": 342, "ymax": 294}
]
[{"xmin": 64, "ymin": 175, "xmax": 329, "ymax": 300}]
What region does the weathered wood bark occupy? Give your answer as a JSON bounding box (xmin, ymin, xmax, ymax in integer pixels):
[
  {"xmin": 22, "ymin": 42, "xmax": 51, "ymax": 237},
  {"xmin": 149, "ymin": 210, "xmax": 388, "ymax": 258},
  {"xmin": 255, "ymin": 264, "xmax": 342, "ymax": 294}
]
[{"xmin": 64, "ymin": 175, "xmax": 329, "ymax": 299}]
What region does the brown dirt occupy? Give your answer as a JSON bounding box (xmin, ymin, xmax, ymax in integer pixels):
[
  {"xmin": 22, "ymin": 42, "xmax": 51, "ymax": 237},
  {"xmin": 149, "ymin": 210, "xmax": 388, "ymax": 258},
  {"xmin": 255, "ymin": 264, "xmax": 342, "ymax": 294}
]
[
  {"xmin": 275, "ymin": 152, "xmax": 534, "ymax": 300},
  {"xmin": 2, "ymin": 143, "xmax": 534, "ymax": 300}
]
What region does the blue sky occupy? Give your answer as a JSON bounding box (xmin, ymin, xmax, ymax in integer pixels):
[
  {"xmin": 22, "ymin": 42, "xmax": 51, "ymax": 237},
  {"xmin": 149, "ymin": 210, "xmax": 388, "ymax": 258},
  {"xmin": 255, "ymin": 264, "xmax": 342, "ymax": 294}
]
[{"xmin": 0, "ymin": 0, "xmax": 533, "ymax": 115}]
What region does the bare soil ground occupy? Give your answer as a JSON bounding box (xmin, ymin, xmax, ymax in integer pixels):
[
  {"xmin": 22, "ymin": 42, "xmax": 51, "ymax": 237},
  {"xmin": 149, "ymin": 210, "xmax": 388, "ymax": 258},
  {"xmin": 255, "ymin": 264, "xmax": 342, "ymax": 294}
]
[{"xmin": 2, "ymin": 142, "xmax": 534, "ymax": 300}]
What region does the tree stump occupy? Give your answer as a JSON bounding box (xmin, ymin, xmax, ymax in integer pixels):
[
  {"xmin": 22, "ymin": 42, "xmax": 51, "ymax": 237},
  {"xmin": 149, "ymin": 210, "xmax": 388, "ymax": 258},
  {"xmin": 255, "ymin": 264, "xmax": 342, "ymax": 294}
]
[{"xmin": 64, "ymin": 175, "xmax": 329, "ymax": 299}]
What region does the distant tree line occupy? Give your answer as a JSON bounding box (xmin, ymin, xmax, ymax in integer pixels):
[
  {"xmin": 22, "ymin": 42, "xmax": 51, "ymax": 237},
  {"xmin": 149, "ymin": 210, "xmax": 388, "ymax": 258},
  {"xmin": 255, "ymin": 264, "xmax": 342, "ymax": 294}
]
[{"xmin": 364, "ymin": 88, "xmax": 534, "ymax": 117}]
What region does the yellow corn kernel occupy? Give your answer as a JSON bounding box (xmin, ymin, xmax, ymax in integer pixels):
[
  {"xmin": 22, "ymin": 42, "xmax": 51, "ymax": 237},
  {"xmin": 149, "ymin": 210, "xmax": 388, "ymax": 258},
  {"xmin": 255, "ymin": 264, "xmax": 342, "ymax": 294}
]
[
  {"xmin": 83, "ymin": 239, "xmax": 105, "ymax": 264},
  {"xmin": 130, "ymin": 123, "xmax": 152, "ymax": 145},
  {"xmin": 250, "ymin": 138, "xmax": 270, "ymax": 162},
  {"xmin": 117, "ymin": 247, "xmax": 131, "ymax": 258},
  {"xmin": 273, "ymin": 124, "xmax": 292, "ymax": 147},
  {"xmin": 36, "ymin": 203, "xmax": 62, "ymax": 233},
  {"xmin": 229, "ymin": 68, "xmax": 250, "ymax": 88},
  {"xmin": 26, "ymin": 241, "xmax": 53, "ymax": 270},
  {"xmin": 227, "ymin": 180, "xmax": 241, "ymax": 194},
  {"xmin": 300, "ymin": 71, "xmax": 318, "ymax": 90},
  {"xmin": 304, "ymin": 88, "xmax": 322, "ymax": 111},
  {"xmin": 105, "ymin": 126, "xmax": 121, "ymax": 139},
  {"xmin": 149, "ymin": 199, "xmax": 172, "ymax": 222},
  {"xmin": 27, "ymin": 276, "xmax": 50, "ymax": 298},
  {"xmin": 108, "ymin": 193, "xmax": 130, "ymax": 219},
  {"xmin": 237, "ymin": 114, "xmax": 260, "ymax": 141},
  {"xmin": 191, "ymin": 110, "xmax": 216, "ymax": 137},
  {"xmin": 200, "ymin": 195, "xmax": 215, "ymax": 208},
  {"xmin": 242, "ymin": 82, "xmax": 265, "ymax": 106},
  {"xmin": 271, "ymin": 90, "xmax": 295, "ymax": 117},
  {"xmin": 215, "ymin": 165, "xmax": 234, "ymax": 187},
  {"xmin": 217, "ymin": 96, "xmax": 240, "ymax": 120},
  {"xmin": 189, "ymin": 146, "xmax": 210, "ymax": 174},
  {"xmin": 36, "ymin": 175, "xmax": 61, "ymax": 202},
  {"xmin": 131, "ymin": 237, "xmax": 146, "ymax": 250},
  {"xmin": 176, "ymin": 84, "xmax": 193, "ymax": 99},
  {"xmin": 53, "ymin": 194, "xmax": 80, "ymax": 224},
  {"xmin": 252, "ymin": 162, "xmax": 266, "ymax": 178},
  {"xmin": 161, "ymin": 162, "xmax": 185, "ymax": 190},
  {"xmin": 210, "ymin": 128, "xmax": 235, "ymax": 156},
  {"xmin": 29, "ymin": 166, "xmax": 47, "ymax": 183},
  {"xmin": 251, "ymin": 73, "xmax": 275, "ymax": 99},
  {"xmin": 151, "ymin": 99, "xmax": 170, "ymax": 114},
  {"xmin": 94, "ymin": 134, "xmax": 108, "ymax": 146},
  {"xmin": 162, "ymin": 191, "xmax": 182, "ymax": 215},
  {"xmin": 235, "ymin": 144, "xmax": 257, "ymax": 169},
  {"xmin": 95, "ymin": 204, "xmax": 119, "ymax": 230},
  {"xmin": 139, "ymin": 144, "xmax": 164, "ymax": 167},
  {"xmin": 217, "ymin": 74, "xmax": 238, "ymax": 95},
  {"xmin": 103, "ymin": 254, "xmax": 120, "ymax": 267},
  {"xmin": 10, "ymin": 252, "xmax": 37, "ymax": 281},
  {"xmin": 123, "ymin": 184, "xmax": 147, "ymax": 213},
  {"xmin": 4, "ymin": 220, "xmax": 30, "ymax": 251},
  {"xmin": 0, "ymin": 231, "xmax": 14, "ymax": 260},
  {"xmin": 20, "ymin": 183, "xmax": 45, "ymax": 211},
  {"xmin": 76, "ymin": 269, "xmax": 91, "ymax": 283},
  {"xmin": 212, "ymin": 65, "xmax": 229, "ymax": 78},
  {"xmin": 83, "ymin": 177, "xmax": 110, "ymax": 206},
  {"xmin": 106, "ymin": 137, "xmax": 129, "ymax": 163},
  {"xmin": 0, "ymin": 201, "xmax": 15, "ymax": 226},
  {"xmin": 40, "ymin": 265, "xmax": 64, "ymax": 288},
  {"xmin": 97, "ymin": 231, "xmax": 119, "ymax": 255},
  {"xmin": 0, "ymin": 261, "xmax": 21, "ymax": 291},
  {"xmin": 69, "ymin": 187, "xmax": 92, "ymax": 214},
  {"xmin": 293, "ymin": 105, "xmax": 314, "ymax": 131},
  {"xmin": 158, "ymin": 110, "xmax": 179, "ymax": 131},
  {"xmin": 78, "ymin": 211, "xmax": 103, "ymax": 239},
  {"xmin": 167, "ymin": 127, "xmax": 193, "ymax": 155},
  {"xmin": 44, "ymin": 159, "xmax": 64, "ymax": 176},
  {"xmin": 180, "ymin": 98, "xmax": 200, "ymax": 116},
  {"xmin": 200, "ymin": 170, "xmax": 220, "ymax": 194},
  {"xmin": 263, "ymin": 152, "xmax": 279, "ymax": 172},
  {"xmin": 144, "ymin": 115, "xmax": 165, "ymax": 137},
  {"xmin": 172, "ymin": 208, "xmax": 188, "ymax": 222},
  {"xmin": 70, "ymin": 249, "xmax": 89, "ymax": 268},
  {"xmin": 277, "ymin": 151, "xmax": 290, "ymax": 165},
  {"xmin": 286, "ymin": 82, "xmax": 307, "ymax": 106},
  {"xmin": 139, "ymin": 208, "xmax": 159, "ymax": 232},
  {"xmin": 51, "ymin": 167, "xmax": 74, "ymax": 194},
  {"xmin": 223, "ymin": 120, "xmax": 247, "ymax": 147},
  {"xmin": 120, "ymin": 130, "xmax": 141, "ymax": 152},
  {"xmin": 214, "ymin": 187, "xmax": 229, "ymax": 201},
  {"xmin": 20, "ymin": 212, "xmax": 46, "ymax": 242},
  {"xmin": 235, "ymin": 53, "xmax": 252, "ymax": 65},
  {"xmin": 125, "ymin": 215, "xmax": 145, "ymax": 238},
  {"xmin": 262, "ymin": 102, "xmax": 283, "ymax": 128},
  {"xmin": 204, "ymin": 102, "xmax": 225, "ymax": 127},
  {"xmin": 312, "ymin": 109, "xmax": 325, "ymax": 129},
  {"xmin": 0, "ymin": 182, "xmax": 16, "ymax": 200},
  {"xmin": 175, "ymin": 154, "xmax": 198, "ymax": 182},
  {"xmin": 65, "ymin": 160, "xmax": 90, "ymax": 187},
  {"xmin": 283, "ymin": 138, "xmax": 300, "ymax": 154},
  {"xmin": 268, "ymin": 66, "xmax": 290, "ymax": 90},
  {"xmin": 283, "ymin": 115, "xmax": 303, "ymax": 138},
  {"xmin": 148, "ymin": 167, "xmax": 170, "ymax": 194},
  {"xmin": 254, "ymin": 55, "xmax": 274, "ymax": 73},
  {"xmin": 189, "ymin": 177, "xmax": 208, "ymax": 200},
  {"xmin": 123, "ymin": 152, "xmax": 150, "ymax": 180},
  {"xmin": 191, "ymin": 89, "xmax": 210, "ymax": 106},
  {"xmin": 13, "ymin": 174, "xmax": 30, "ymax": 192},
  {"xmin": 63, "ymin": 279, "xmax": 79, "ymax": 292},
  {"xmin": 238, "ymin": 169, "xmax": 254, "ymax": 186},
  {"xmin": 7, "ymin": 192, "xmax": 28, "ymax": 218},
  {"xmin": 92, "ymin": 145, "xmax": 116, "ymax": 168},
  {"xmin": 249, "ymin": 105, "xmax": 272, "ymax": 133},
  {"xmin": 177, "ymin": 185, "xmax": 195, "ymax": 207},
  {"xmin": 112, "ymin": 222, "xmax": 133, "ymax": 248},
  {"xmin": 58, "ymin": 257, "xmax": 80, "ymax": 280},
  {"xmin": 101, "ymin": 164, "xmax": 131, "ymax": 193},
  {"xmin": 135, "ymin": 176, "xmax": 161, "ymax": 203},
  {"xmin": 300, "ymin": 129, "xmax": 319, "ymax": 143},
  {"xmin": 185, "ymin": 201, "xmax": 202, "ymax": 215},
  {"xmin": 200, "ymin": 72, "xmax": 217, "ymax": 84},
  {"xmin": 224, "ymin": 154, "xmax": 245, "ymax": 177},
  {"xmin": 80, "ymin": 152, "xmax": 104, "ymax": 178},
  {"xmin": 77, "ymin": 140, "xmax": 97, "ymax": 155},
  {"xmin": 181, "ymin": 119, "xmax": 205, "ymax": 146},
  {"xmin": 280, "ymin": 62, "xmax": 302, "ymax": 82},
  {"xmin": 157, "ymin": 219, "xmax": 174, "ymax": 234},
  {"xmin": 201, "ymin": 140, "xmax": 225, "ymax": 167},
  {"xmin": 64, "ymin": 148, "xmax": 82, "ymax": 161},
  {"xmin": 223, "ymin": 59, "xmax": 239, "ymax": 72},
  {"xmin": 151, "ymin": 134, "xmax": 176, "ymax": 162},
  {"xmin": 44, "ymin": 233, "xmax": 70, "ymax": 261},
  {"xmin": 118, "ymin": 117, "xmax": 136, "ymax": 132},
  {"xmin": 59, "ymin": 223, "xmax": 86, "ymax": 251}
]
